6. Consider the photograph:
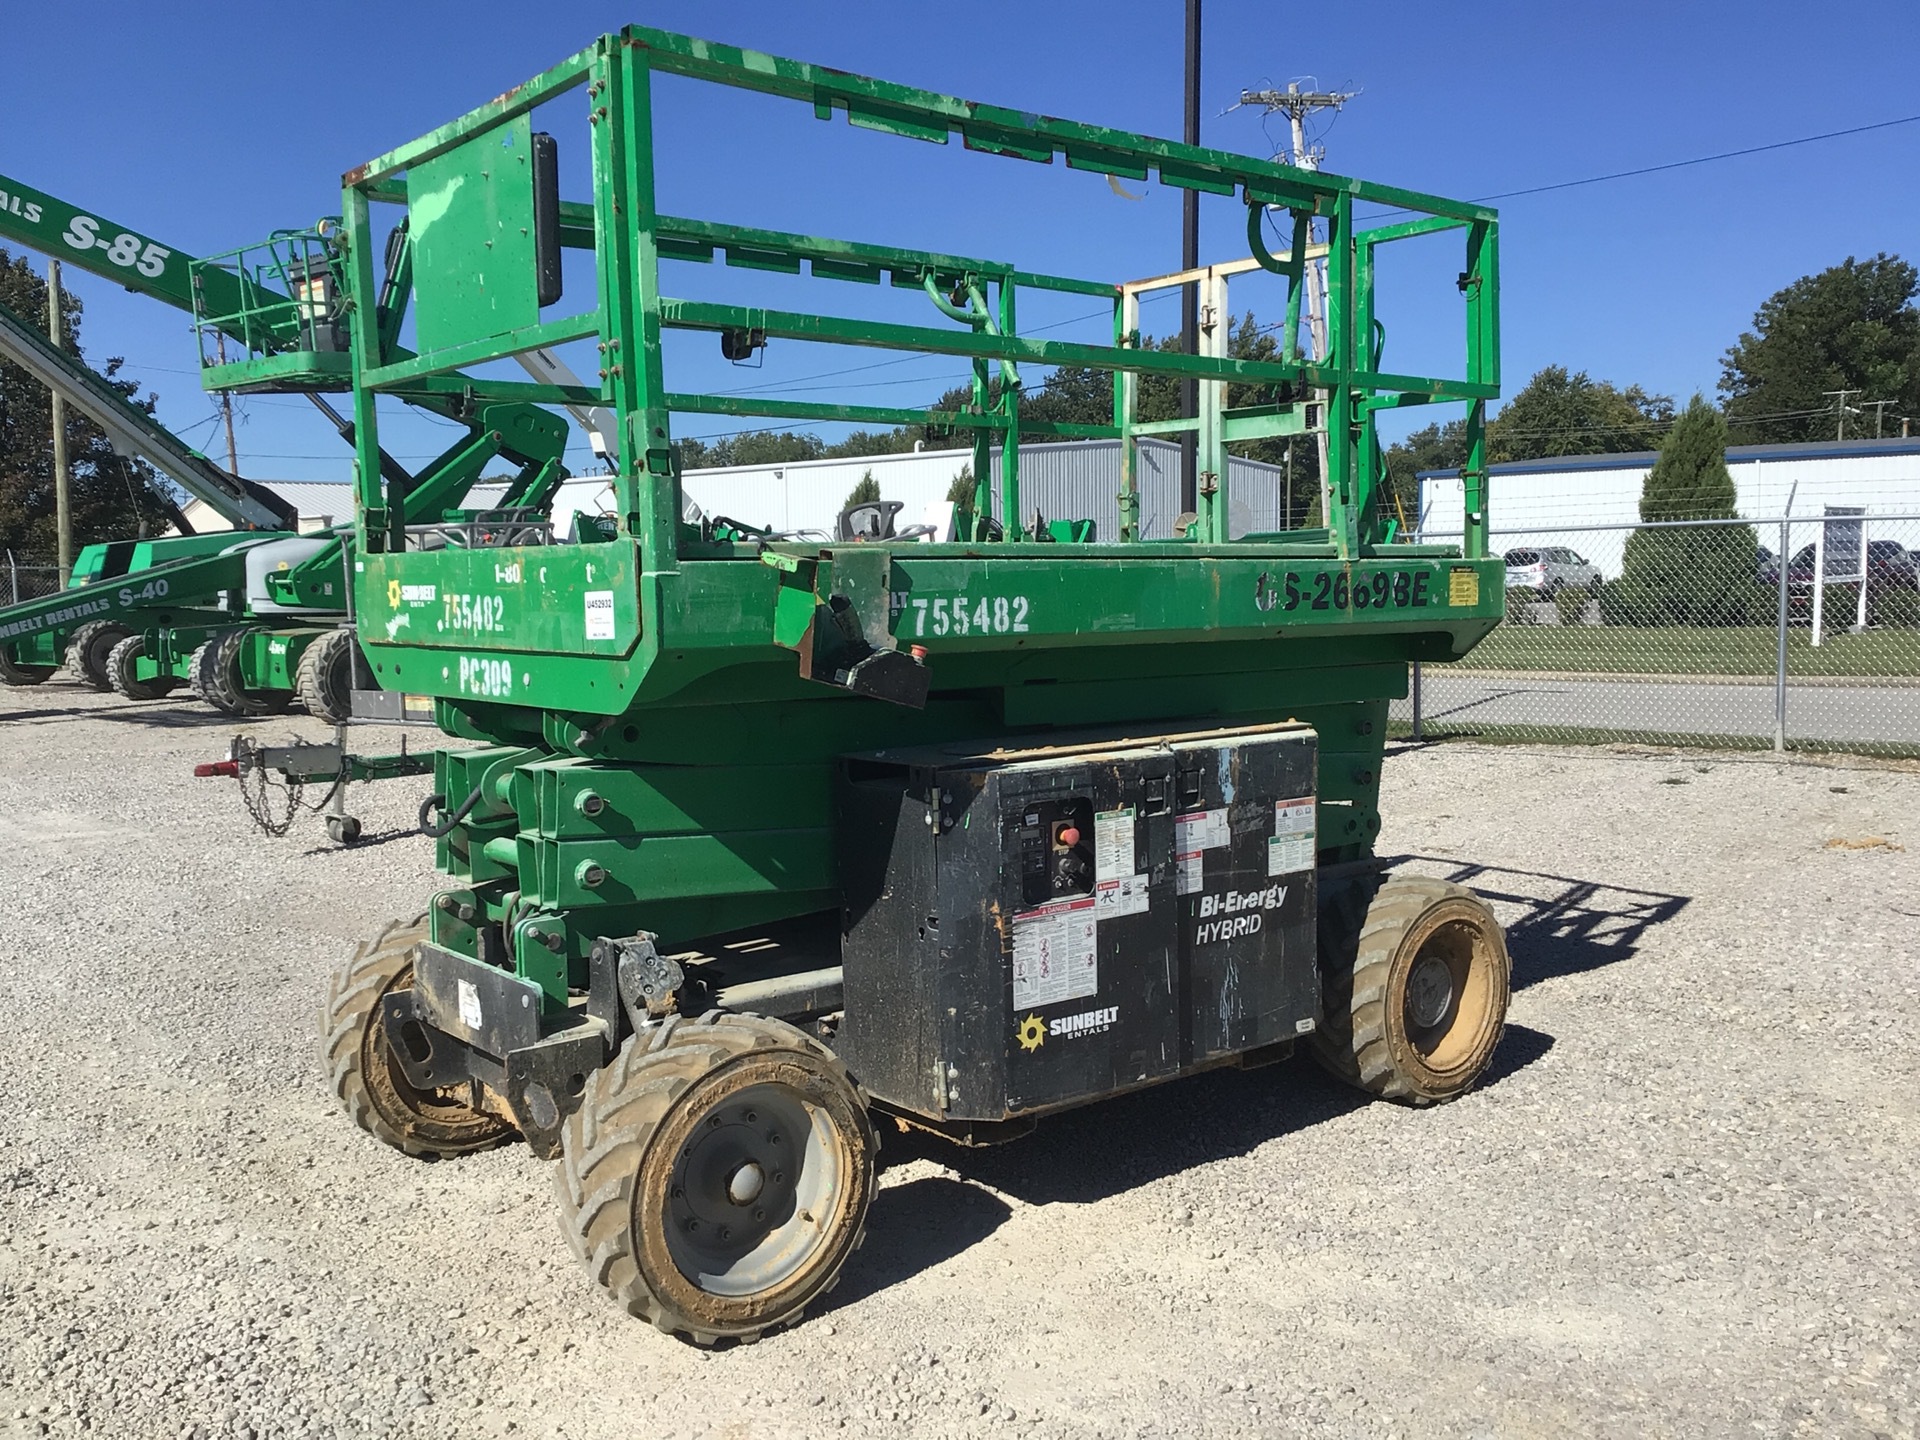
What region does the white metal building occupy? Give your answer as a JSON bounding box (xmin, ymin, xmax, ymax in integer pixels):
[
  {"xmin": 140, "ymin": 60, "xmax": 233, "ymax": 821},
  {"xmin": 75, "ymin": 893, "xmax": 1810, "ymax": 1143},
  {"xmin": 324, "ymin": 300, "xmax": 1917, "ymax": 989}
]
[
  {"xmin": 176, "ymin": 481, "xmax": 357, "ymax": 536},
  {"xmin": 679, "ymin": 438, "xmax": 1292, "ymax": 541},
  {"xmin": 1417, "ymin": 436, "xmax": 1920, "ymax": 578},
  {"xmin": 181, "ymin": 439, "xmax": 1299, "ymax": 543}
]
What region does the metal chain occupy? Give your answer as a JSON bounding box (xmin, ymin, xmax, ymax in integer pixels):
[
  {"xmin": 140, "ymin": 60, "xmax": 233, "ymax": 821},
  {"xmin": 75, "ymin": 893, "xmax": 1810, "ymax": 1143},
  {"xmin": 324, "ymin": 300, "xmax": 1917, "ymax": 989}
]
[{"xmin": 231, "ymin": 734, "xmax": 344, "ymax": 839}]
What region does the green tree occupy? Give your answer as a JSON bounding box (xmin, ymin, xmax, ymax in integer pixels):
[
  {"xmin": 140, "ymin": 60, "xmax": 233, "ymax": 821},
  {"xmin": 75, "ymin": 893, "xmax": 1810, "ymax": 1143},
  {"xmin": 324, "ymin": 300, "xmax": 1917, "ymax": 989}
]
[
  {"xmin": 1609, "ymin": 395, "xmax": 1758, "ymax": 626},
  {"xmin": 1016, "ymin": 364, "xmax": 1111, "ymax": 434},
  {"xmin": 1719, "ymin": 254, "xmax": 1920, "ymax": 442},
  {"xmin": 1487, "ymin": 365, "xmax": 1672, "ymax": 462},
  {"xmin": 674, "ymin": 430, "xmax": 825, "ymax": 470},
  {"xmin": 0, "ymin": 248, "xmax": 178, "ymax": 562},
  {"xmin": 823, "ymin": 427, "xmax": 921, "ymax": 459},
  {"xmin": 843, "ymin": 469, "xmax": 881, "ymax": 508}
]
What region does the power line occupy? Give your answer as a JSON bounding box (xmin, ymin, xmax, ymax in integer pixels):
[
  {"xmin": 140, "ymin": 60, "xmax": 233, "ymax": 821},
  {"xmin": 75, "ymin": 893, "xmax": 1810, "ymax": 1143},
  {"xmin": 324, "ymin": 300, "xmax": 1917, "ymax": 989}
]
[
  {"xmin": 1357, "ymin": 111, "xmax": 1920, "ymax": 223},
  {"xmin": 1478, "ymin": 113, "xmax": 1920, "ymax": 203}
]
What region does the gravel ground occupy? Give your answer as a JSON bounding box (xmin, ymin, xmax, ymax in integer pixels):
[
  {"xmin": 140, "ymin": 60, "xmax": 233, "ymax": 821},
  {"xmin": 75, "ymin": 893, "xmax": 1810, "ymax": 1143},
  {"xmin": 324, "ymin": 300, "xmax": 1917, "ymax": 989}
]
[{"xmin": 1, "ymin": 683, "xmax": 1915, "ymax": 1440}]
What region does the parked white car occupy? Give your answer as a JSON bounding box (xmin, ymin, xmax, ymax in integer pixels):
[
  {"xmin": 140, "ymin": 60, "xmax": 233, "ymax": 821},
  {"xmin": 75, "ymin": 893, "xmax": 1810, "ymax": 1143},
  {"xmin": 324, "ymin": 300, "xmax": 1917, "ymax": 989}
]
[{"xmin": 1504, "ymin": 546, "xmax": 1602, "ymax": 595}]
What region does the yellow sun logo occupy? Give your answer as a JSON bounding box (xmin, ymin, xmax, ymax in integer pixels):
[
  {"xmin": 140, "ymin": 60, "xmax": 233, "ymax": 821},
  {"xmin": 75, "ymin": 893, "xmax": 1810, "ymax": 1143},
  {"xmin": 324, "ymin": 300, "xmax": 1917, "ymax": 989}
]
[
  {"xmin": 1016, "ymin": 1014, "xmax": 1046, "ymax": 1052},
  {"xmin": 386, "ymin": 579, "xmax": 402, "ymax": 608}
]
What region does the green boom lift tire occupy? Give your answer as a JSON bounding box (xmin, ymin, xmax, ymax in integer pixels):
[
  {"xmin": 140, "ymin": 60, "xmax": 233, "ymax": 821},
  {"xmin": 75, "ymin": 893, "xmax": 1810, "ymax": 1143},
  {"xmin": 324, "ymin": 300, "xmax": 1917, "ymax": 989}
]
[
  {"xmin": 323, "ymin": 916, "xmax": 515, "ymax": 1159},
  {"xmin": 65, "ymin": 620, "xmax": 132, "ymax": 691},
  {"xmin": 105, "ymin": 633, "xmax": 182, "ymax": 701},
  {"xmin": 189, "ymin": 627, "xmax": 294, "ymax": 717},
  {"xmin": 0, "ymin": 648, "xmax": 56, "ymax": 686},
  {"xmin": 554, "ymin": 1013, "xmax": 877, "ymax": 1345},
  {"xmin": 1311, "ymin": 876, "xmax": 1511, "ymax": 1105},
  {"xmin": 295, "ymin": 627, "xmax": 361, "ymax": 726}
]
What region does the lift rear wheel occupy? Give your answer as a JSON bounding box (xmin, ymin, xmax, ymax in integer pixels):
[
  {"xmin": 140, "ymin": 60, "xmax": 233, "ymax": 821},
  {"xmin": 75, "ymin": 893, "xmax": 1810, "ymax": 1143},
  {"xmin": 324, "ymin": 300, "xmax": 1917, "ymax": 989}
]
[
  {"xmin": 189, "ymin": 627, "xmax": 295, "ymax": 716},
  {"xmin": 322, "ymin": 916, "xmax": 514, "ymax": 1159},
  {"xmin": 66, "ymin": 620, "xmax": 132, "ymax": 691},
  {"xmin": 105, "ymin": 634, "xmax": 182, "ymax": 701},
  {"xmin": 555, "ymin": 1013, "xmax": 876, "ymax": 1345},
  {"xmin": 0, "ymin": 649, "xmax": 56, "ymax": 686},
  {"xmin": 296, "ymin": 627, "xmax": 361, "ymax": 725},
  {"xmin": 1311, "ymin": 875, "xmax": 1509, "ymax": 1105}
]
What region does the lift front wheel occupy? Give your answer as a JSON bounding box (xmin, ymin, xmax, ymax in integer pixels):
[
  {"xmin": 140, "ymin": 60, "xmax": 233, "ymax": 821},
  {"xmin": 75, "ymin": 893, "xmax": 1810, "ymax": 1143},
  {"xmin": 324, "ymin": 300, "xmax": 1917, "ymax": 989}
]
[
  {"xmin": 189, "ymin": 628, "xmax": 295, "ymax": 717},
  {"xmin": 66, "ymin": 620, "xmax": 132, "ymax": 691},
  {"xmin": 1312, "ymin": 875, "xmax": 1510, "ymax": 1105},
  {"xmin": 296, "ymin": 627, "xmax": 361, "ymax": 725},
  {"xmin": 555, "ymin": 1014, "xmax": 876, "ymax": 1345},
  {"xmin": 105, "ymin": 634, "xmax": 182, "ymax": 701},
  {"xmin": 323, "ymin": 916, "xmax": 514, "ymax": 1158},
  {"xmin": 0, "ymin": 649, "xmax": 56, "ymax": 686}
]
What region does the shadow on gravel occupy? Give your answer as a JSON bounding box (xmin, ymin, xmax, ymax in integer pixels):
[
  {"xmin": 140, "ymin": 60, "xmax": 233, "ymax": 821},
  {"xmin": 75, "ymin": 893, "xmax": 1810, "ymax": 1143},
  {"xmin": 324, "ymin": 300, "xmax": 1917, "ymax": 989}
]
[
  {"xmin": 1398, "ymin": 855, "xmax": 1690, "ymax": 991},
  {"xmin": 0, "ymin": 699, "xmax": 249, "ymax": 729},
  {"xmin": 819, "ymin": 1175, "xmax": 1013, "ymax": 1312},
  {"xmin": 299, "ymin": 827, "xmax": 426, "ymax": 856},
  {"xmin": 1479, "ymin": 1022, "xmax": 1554, "ymax": 1085},
  {"xmin": 877, "ymin": 1027, "xmax": 1552, "ymax": 1215}
]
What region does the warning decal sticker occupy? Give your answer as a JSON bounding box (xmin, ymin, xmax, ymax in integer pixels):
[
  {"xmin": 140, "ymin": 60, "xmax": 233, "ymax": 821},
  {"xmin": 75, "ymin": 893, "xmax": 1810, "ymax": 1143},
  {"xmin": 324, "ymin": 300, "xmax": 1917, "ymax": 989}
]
[
  {"xmin": 1095, "ymin": 873, "xmax": 1151, "ymax": 918},
  {"xmin": 1175, "ymin": 808, "xmax": 1229, "ymax": 851},
  {"xmin": 1448, "ymin": 566, "xmax": 1480, "ymax": 608},
  {"xmin": 1268, "ymin": 796, "xmax": 1317, "ymax": 876},
  {"xmin": 1011, "ymin": 896, "xmax": 1099, "ymax": 1009},
  {"xmin": 1093, "ymin": 807, "xmax": 1135, "ymax": 881},
  {"xmin": 1174, "ymin": 808, "xmax": 1227, "ymax": 897}
]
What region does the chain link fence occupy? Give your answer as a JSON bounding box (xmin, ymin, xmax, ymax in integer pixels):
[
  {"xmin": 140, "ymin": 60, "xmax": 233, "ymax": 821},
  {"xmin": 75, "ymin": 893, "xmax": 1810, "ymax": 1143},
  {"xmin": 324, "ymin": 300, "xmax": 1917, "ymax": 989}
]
[
  {"xmin": 1398, "ymin": 511, "xmax": 1920, "ymax": 758},
  {"xmin": 4, "ymin": 553, "xmax": 61, "ymax": 607}
]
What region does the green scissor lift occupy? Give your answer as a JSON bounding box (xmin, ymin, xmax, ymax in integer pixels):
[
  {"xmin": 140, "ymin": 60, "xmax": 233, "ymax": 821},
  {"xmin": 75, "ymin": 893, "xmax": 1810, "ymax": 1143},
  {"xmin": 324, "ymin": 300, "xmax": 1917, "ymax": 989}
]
[
  {"xmin": 220, "ymin": 27, "xmax": 1512, "ymax": 1341},
  {"xmin": 0, "ymin": 171, "xmax": 579, "ymax": 717}
]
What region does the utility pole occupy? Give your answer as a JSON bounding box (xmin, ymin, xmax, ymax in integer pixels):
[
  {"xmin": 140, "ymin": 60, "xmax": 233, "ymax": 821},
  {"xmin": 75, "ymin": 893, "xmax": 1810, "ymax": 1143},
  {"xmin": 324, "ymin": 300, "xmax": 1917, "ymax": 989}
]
[
  {"xmin": 47, "ymin": 259, "xmax": 72, "ymax": 585},
  {"xmin": 1179, "ymin": 0, "xmax": 1202, "ymax": 519},
  {"xmin": 1239, "ymin": 82, "xmax": 1355, "ymax": 506},
  {"xmin": 1822, "ymin": 388, "xmax": 1858, "ymax": 442},
  {"xmin": 1863, "ymin": 398, "xmax": 1894, "ymax": 439},
  {"xmin": 216, "ymin": 334, "xmax": 241, "ymax": 475}
]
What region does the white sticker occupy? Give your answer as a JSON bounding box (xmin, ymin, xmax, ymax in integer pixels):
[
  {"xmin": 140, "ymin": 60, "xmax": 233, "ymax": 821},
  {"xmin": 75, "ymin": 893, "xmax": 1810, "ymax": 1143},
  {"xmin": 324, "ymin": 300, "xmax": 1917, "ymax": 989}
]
[
  {"xmin": 1175, "ymin": 808, "xmax": 1228, "ymax": 852},
  {"xmin": 457, "ymin": 978, "xmax": 483, "ymax": 1032},
  {"xmin": 1011, "ymin": 896, "xmax": 1098, "ymax": 1009},
  {"xmin": 1268, "ymin": 796, "xmax": 1317, "ymax": 876},
  {"xmin": 1176, "ymin": 850, "xmax": 1206, "ymax": 896},
  {"xmin": 583, "ymin": 589, "xmax": 616, "ymax": 640},
  {"xmin": 1093, "ymin": 807, "xmax": 1135, "ymax": 882},
  {"xmin": 1094, "ymin": 873, "xmax": 1151, "ymax": 917}
]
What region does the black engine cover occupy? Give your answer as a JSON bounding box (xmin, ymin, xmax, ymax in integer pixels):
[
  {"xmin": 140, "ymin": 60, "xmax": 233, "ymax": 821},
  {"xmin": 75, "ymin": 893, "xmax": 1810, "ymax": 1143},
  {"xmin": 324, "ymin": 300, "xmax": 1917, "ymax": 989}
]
[{"xmin": 835, "ymin": 723, "xmax": 1320, "ymax": 1123}]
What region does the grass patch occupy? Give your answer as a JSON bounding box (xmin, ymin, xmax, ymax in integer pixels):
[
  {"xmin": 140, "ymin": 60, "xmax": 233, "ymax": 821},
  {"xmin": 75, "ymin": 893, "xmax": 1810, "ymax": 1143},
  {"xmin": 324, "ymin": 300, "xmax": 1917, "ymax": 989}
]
[
  {"xmin": 1387, "ymin": 718, "xmax": 1920, "ymax": 761},
  {"xmin": 1453, "ymin": 624, "xmax": 1920, "ymax": 678}
]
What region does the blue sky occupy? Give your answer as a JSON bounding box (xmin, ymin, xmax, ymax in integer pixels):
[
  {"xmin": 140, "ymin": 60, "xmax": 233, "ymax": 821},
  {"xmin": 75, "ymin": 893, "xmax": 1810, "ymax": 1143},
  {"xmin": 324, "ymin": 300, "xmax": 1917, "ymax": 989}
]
[{"xmin": 5, "ymin": 0, "xmax": 1919, "ymax": 483}]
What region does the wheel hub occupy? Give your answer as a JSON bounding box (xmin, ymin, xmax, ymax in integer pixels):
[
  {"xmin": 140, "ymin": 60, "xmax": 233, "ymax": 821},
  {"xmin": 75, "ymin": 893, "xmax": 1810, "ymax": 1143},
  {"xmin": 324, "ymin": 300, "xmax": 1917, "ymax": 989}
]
[
  {"xmin": 726, "ymin": 1161, "xmax": 766, "ymax": 1206},
  {"xmin": 1405, "ymin": 954, "xmax": 1455, "ymax": 1031},
  {"xmin": 665, "ymin": 1084, "xmax": 841, "ymax": 1299}
]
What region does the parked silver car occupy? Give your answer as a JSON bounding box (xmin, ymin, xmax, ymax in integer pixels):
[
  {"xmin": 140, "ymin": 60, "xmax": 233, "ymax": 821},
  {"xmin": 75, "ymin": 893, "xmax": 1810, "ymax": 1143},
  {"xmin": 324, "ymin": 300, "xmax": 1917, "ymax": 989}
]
[{"xmin": 1504, "ymin": 546, "xmax": 1602, "ymax": 595}]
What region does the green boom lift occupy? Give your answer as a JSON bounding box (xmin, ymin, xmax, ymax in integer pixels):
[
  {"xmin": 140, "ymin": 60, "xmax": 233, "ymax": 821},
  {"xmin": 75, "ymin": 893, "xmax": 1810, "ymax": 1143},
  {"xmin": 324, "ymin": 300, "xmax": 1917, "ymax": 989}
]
[
  {"xmin": 222, "ymin": 27, "xmax": 1510, "ymax": 1341},
  {"xmin": 0, "ymin": 171, "xmax": 580, "ymax": 716}
]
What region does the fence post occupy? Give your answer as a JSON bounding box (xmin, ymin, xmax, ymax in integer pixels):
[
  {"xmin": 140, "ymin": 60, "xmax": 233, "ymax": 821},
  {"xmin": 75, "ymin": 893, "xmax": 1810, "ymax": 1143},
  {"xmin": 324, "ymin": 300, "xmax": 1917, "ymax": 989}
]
[
  {"xmin": 5, "ymin": 550, "xmax": 15, "ymax": 607},
  {"xmin": 1773, "ymin": 485, "xmax": 1796, "ymax": 754},
  {"xmin": 1410, "ymin": 503, "xmax": 1427, "ymax": 740}
]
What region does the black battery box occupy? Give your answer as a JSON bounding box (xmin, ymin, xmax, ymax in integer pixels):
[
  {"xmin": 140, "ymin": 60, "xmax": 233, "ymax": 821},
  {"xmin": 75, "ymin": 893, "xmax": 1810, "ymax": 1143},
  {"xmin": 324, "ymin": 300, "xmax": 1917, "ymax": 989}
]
[{"xmin": 834, "ymin": 723, "xmax": 1319, "ymax": 1123}]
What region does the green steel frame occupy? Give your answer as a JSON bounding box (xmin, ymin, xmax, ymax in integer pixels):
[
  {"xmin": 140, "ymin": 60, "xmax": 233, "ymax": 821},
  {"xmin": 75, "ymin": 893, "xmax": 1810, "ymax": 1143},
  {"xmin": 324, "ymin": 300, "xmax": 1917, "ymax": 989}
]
[
  {"xmin": 332, "ymin": 28, "xmax": 1497, "ymax": 565},
  {"xmin": 219, "ymin": 26, "xmax": 1504, "ymax": 1007}
]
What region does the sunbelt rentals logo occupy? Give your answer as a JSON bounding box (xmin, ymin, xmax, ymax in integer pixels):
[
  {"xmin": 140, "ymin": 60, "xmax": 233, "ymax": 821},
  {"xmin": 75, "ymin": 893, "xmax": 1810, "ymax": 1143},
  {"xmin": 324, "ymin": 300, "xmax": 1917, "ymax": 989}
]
[{"xmin": 1015, "ymin": 1006, "xmax": 1119, "ymax": 1052}]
